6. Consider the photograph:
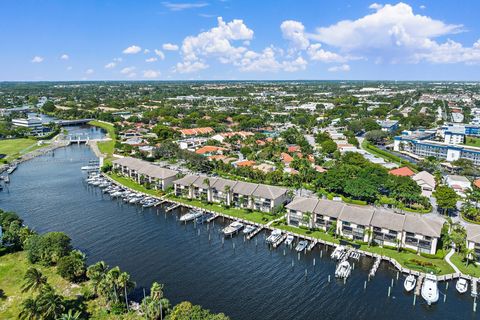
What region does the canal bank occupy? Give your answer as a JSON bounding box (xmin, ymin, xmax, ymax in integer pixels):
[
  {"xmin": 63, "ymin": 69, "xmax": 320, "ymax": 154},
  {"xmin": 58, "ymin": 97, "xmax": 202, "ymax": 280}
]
[{"xmin": 0, "ymin": 142, "xmax": 478, "ymax": 319}]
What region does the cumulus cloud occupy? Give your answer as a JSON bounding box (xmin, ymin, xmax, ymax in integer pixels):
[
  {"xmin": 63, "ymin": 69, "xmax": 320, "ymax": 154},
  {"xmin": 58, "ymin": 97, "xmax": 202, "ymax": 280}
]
[
  {"xmin": 31, "ymin": 56, "xmax": 44, "ymax": 63},
  {"xmin": 146, "ymin": 57, "xmax": 158, "ymax": 63},
  {"xmin": 105, "ymin": 62, "xmax": 117, "ymax": 69},
  {"xmin": 60, "ymin": 54, "xmax": 69, "ymax": 60},
  {"xmin": 85, "ymin": 69, "xmax": 94, "ymax": 75},
  {"xmin": 143, "ymin": 70, "xmax": 161, "ymax": 78},
  {"xmin": 162, "ymin": 2, "xmax": 208, "ymax": 11},
  {"xmin": 175, "ymin": 60, "xmax": 208, "ymax": 73},
  {"xmin": 144, "ymin": 49, "xmax": 150, "ymax": 54},
  {"xmin": 307, "ymin": 43, "xmax": 346, "ymax": 63},
  {"xmin": 328, "ymin": 64, "xmax": 350, "ymax": 72},
  {"xmin": 281, "ymin": 20, "xmax": 309, "ymax": 50},
  {"xmin": 154, "ymin": 49, "xmax": 165, "ymax": 60},
  {"xmin": 309, "ymin": 2, "xmax": 463, "ymax": 63},
  {"xmin": 236, "ymin": 47, "xmax": 307, "ymax": 72},
  {"xmin": 120, "ymin": 66, "xmax": 136, "ymax": 75},
  {"xmin": 123, "ymin": 45, "xmax": 142, "ymax": 54},
  {"xmin": 163, "ymin": 43, "xmax": 179, "ymax": 51}
]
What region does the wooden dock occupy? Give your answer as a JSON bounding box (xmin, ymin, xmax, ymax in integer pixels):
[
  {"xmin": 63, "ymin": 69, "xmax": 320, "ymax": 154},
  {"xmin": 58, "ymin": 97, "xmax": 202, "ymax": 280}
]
[
  {"xmin": 307, "ymin": 240, "xmax": 317, "ymax": 251},
  {"xmin": 247, "ymin": 227, "xmax": 263, "ymax": 240},
  {"xmin": 207, "ymin": 214, "xmax": 218, "ymax": 222},
  {"xmin": 166, "ymin": 204, "xmax": 180, "ymax": 212},
  {"xmin": 273, "ymin": 234, "xmax": 287, "ymax": 248},
  {"xmin": 414, "ymin": 275, "xmax": 424, "ymax": 296}
]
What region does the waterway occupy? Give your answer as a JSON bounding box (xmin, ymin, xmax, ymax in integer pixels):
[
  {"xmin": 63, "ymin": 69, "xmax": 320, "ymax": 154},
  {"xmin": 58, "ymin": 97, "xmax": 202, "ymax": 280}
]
[{"xmin": 0, "ymin": 127, "xmax": 477, "ymax": 320}]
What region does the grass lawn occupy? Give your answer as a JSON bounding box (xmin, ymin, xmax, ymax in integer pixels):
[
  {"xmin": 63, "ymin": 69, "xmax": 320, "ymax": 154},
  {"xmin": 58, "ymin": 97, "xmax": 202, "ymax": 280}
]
[
  {"xmin": 108, "ymin": 173, "xmax": 163, "ymax": 197},
  {"xmin": 450, "ymin": 253, "xmax": 480, "ymax": 277},
  {"xmin": 0, "ymin": 251, "xmax": 83, "ymax": 319},
  {"xmin": 273, "ymin": 223, "xmax": 340, "ymax": 244},
  {"xmin": 0, "ymin": 138, "xmax": 40, "ymax": 162},
  {"xmin": 361, "ymin": 140, "xmax": 417, "ymax": 171},
  {"xmin": 465, "ymin": 136, "xmax": 480, "ymax": 148},
  {"xmin": 167, "ymin": 195, "xmax": 278, "ymax": 224},
  {"xmin": 88, "ymin": 121, "xmax": 116, "ymax": 156}
]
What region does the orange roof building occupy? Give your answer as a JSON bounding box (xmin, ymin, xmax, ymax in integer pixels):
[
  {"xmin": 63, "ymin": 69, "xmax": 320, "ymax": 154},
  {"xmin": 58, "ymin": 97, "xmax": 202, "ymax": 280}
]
[
  {"xmin": 235, "ymin": 160, "xmax": 256, "ymax": 167},
  {"xmin": 179, "ymin": 127, "xmax": 214, "ymax": 137},
  {"xmin": 388, "ymin": 166, "xmax": 415, "ymax": 177},
  {"xmin": 474, "ymin": 179, "xmax": 480, "ymax": 189},
  {"xmin": 195, "ymin": 145, "xmax": 226, "ymax": 155},
  {"xmin": 281, "ymin": 152, "xmax": 294, "ymax": 164}
]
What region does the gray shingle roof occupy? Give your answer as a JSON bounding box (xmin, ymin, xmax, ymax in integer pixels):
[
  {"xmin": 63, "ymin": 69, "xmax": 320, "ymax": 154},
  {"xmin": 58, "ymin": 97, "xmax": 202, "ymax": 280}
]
[
  {"xmin": 403, "ymin": 214, "xmax": 443, "ymax": 238},
  {"xmin": 173, "ymin": 175, "xmax": 201, "ymax": 187},
  {"xmin": 465, "ymin": 223, "xmax": 480, "ymax": 243},
  {"xmin": 113, "ymin": 157, "xmax": 178, "ymax": 179},
  {"xmin": 313, "ymin": 199, "xmax": 345, "ymax": 218},
  {"xmin": 286, "ymin": 196, "xmax": 318, "ymax": 213},
  {"xmin": 338, "ymin": 205, "xmax": 375, "ymax": 226},
  {"xmin": 370, "ymin": 209, "xmax": 406, "ymax": 232},
  {"xmin": 211, "ymin": 178, "xmax": 238, "ymax": 192},
  {"xmin": 232, "ymin": 181, "xmax": 258, "ymax": 196},
  {"xmin": 253, "ymin": 184, "xmax": 288, "ymax": 200}
]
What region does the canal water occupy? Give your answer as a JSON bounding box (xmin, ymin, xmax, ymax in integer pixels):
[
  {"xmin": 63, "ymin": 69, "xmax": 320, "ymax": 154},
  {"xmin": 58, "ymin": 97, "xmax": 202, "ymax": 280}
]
[{"xmin": 0, "ymin": 128, "xmax": 477, "ymax": 320}]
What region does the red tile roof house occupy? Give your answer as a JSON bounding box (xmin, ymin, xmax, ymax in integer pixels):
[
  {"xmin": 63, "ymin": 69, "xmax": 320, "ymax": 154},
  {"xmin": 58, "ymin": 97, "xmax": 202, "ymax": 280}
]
[
  {"xmin": 388, "ymin": 166, "xmax": 415, "ymax": 177},
  {"xmin": 281, "ymin": 152, "xmax": 294, "ymax": 165},
  {"xmin": 195, "ymin": 145, "xmax": 226, "ymax": 156},
  {"xmin": 178, "ymin": 127, "xmax": 214, "ymax": 138}
]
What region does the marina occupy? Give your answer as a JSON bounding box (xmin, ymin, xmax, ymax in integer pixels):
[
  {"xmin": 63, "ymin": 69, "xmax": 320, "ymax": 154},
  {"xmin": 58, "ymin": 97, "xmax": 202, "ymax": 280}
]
[{"xmin": 0, "ymin": 141, "xmax": 478, "ymax": 319}]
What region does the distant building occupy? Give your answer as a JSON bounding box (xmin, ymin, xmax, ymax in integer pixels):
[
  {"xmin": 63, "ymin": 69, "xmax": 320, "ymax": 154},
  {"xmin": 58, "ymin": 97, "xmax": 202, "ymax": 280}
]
[
  {"xmin": 445, "ymin": 175, "xmax": 471, "ymax": 197},
  {"xmin": 12, "ymin": 117, "xmax": 44, "ymax": 136},
  {"xmin": 377, "ymin": 120, "xmax": 399, "ymax": 133},
  {"xmin": 412, "ymin": 171, "xmax": 436, "ymax": 197},
  {"xmin": 388, "ymin": 166, "xmax": 415, "ymax": 177}
]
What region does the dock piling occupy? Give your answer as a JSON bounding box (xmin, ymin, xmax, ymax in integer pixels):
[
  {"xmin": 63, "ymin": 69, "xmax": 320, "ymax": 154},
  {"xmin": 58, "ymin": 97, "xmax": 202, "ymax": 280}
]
[
  {"xmin": 364, "ymin": 281, "xmax": 367, "ymax": 290},
  {"xmin": 388, "ymin": 286, "xmax": 391, "ymax": 297}
]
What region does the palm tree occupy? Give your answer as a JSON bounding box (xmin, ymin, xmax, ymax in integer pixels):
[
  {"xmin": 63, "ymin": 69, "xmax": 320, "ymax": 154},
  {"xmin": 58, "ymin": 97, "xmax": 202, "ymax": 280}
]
[
  {"xmin": 118, "ymin": 272, "xmax": 132, "ymax": 311},
  {"xmin": 302, "ymin": 211, "xmax": 312, "ymax": 228},
  {"xmin": 36, "ymin": 284, "xmax": 65, "ymax": 320},
  {"xmin": 86, "ymin": 261, "xmax": 108, "ymax": 295},
  {"xmin": 364, "ymin": 228, "xmax": 373, "ymax": 247},
  {"xmin": 21, "ymin": 268, "xmax": 47, "ymax": 293},
  {"xmin": 59, "ymin": 309, "xmax": 81, "ymax": 320},
  {"xmin": 150, "ymin": 282, "xmax": 164, "ymax": 301},
  {"xmin": 18, "ymin": 298, "xmax": 41, "ymax": 320},
  {"xmin": 465, "ymin": 248, "xmax": 477, "ymax": 266}
]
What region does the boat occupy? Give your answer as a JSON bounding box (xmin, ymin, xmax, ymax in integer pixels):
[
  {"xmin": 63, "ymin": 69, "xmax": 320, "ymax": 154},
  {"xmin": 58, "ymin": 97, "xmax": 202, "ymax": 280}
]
[
  {"xmin": 335, "ymin": 261, "xmax": 352, "ymax": 278},
  {"xmin": 284, "ymin": 234, "xmax": 294, "ymax": 246},
  {"xmin": 266, "ymin": 229, "xmax": 282, "ymax": 244},
  {"xmin": 243, "ymin": 225, "xmax": 256, "ymax": 234},
  {"xmin": 421, "ymin": 273, "xmax": 439, "ymax": 305},
  {"xmin": 295, "ymin": 240, "xmax": 308, "ymax": 252},
  {"xmin": 81, "ymin": 165, "xmax": 99, "ymax": 171},
  {"xmin": 223, "ymin": 221, "xmax": 244, "ymax": 236},
  {"xmin": 331, "ymin": 246, "xmax": 345, "ymax": 260},
  {"xmin": 456, "ymin": 278, "xmax": 468, "ymax": 294},
  {"xmin": 179, "ymin": 210, "xmax": 203, "ymax": 222},
  {"xmin": 6, "ymin": 164, "xmax": 17, "ymax": 174},
  {"xmin": 404, "ymin": 275, "xmax": 416, "ymax": 292}
]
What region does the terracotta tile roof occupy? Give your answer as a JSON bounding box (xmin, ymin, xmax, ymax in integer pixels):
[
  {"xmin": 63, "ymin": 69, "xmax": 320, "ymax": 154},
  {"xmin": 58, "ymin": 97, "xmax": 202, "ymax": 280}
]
[
  {"xmin": 179, "ymin": 127, "xmax": 214, "ymax": 136},
  {"xmin": 195, "ymin": 145, "xmax": 226, "ymax": 155},
  {"xmin": 474, "ymin": 179, "xmax": 480, "ymax": 189},
  {"xmin": 288, "ymin": 145, "xmax": 301, "ymax": 153},
  {"xmin": 388, "ymin": 166, "xmax": 415, "ymax": 177},
  {"xmin": 281, "ymin": 152, "xmax": 294, "ymax": 163},
  {"xmin": 236, "ymin": 160, "xmax": 255, "ymax": 167}
]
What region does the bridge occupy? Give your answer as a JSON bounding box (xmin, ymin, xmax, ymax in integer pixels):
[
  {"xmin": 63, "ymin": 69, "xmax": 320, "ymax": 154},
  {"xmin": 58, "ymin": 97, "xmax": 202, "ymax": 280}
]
[{"xmin": 54, "ymin": 118, "xmax": 94, "ymax": 126}]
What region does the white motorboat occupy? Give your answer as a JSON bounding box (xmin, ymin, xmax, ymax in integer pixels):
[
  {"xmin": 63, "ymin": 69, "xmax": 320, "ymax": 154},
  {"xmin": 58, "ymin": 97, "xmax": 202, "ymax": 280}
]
[
  {"xmin": 129, "ymin": 196, "xmax": 144, "ymax": 204},
  {"xmin": 179, "ymin": 210, "xmax": 203, "ymax": 222},
  {"xmin": 404, "ymin": 275, "xmax": 416, "ymax": 292},
  {"xmin": 421, "ymin": 273, "xmax": 439, "ymax": 305},
  {"xmin": 81, "ymin": 165, "xmax": 99, "ymax": 171},
  {"xmin": 242, "ymin": 225, "xmax": 256, "ymax": 234},
  {"xmin": 266, "ymin": 229, "xmax": 282, "ymax": 244},
  {"xmin": 456, "ymin": 278, "xmax": 468, "ymax": 294},
  {"xmin": 284, "ymin": 234, "xmax": 294, "ymax": 246},
  {"xmin": 331, "ymin": 246, "xmax": 345, "ymax": 260},
  {"xmin": 335, "ymin": 261, "xmax": 352, "ymax": 278},
  {"xmin": 223, "ymin": 221, "xmax": 244, "ymax": 236},
  {"xmin": 295, "ymin": 240, "xmax": 308, "ymax": 252}
]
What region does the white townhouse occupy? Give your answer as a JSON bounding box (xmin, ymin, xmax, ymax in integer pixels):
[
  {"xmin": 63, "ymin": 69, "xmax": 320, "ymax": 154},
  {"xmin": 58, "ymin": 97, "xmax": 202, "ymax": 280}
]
[
  {"xmin": 412, "ymin": 171, "xmax": 436, "ymax": 198},
  {"xmin": 402, "ymin": 215, "xmax": 443, "ymax": 255},
  {"xmin": 112, "ymin": 157, "xmax": 178, "ymax": 191},
  {"xmin": 465, "ymin": 224, "xmax": 480, "ymax": 263},
  {"xmin": 337, "ymin": 206, "xmax": 375, "ymax": 242},
  {"xmin": 370, "ymin": 209, "xmax": 405, "ymax": 247}
]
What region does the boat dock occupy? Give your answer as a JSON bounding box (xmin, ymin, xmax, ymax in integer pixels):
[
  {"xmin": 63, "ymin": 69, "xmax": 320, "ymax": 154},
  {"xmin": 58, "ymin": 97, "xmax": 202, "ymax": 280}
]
[
  {"xmin": 246, "ymin": 227, "xmax": 263, "ymax": 240},
  {"xmin": 414, "ymin": 275, "xmax": 424, "ymax": 296},
  {"xmin": 307, "ymin": 240, "xmax": 317, "ymax": 251},
  {"xmin": 165, "ymin": 204, "xmax": 180, "ymax": 212},
  {"xmin": 472, "ymin": 279, "xmax": 478, "ymax": 297},
  {"xmin": 207, "ymin": 214, "xmax": 218, "ymax": 222},
  {"xmin": 272, "ymin": 234, "xmax": 287, "ymax": 248}
]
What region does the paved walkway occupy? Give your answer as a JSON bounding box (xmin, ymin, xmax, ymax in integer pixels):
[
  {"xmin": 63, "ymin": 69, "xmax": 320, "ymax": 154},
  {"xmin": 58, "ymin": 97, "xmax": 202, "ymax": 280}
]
[{"xmin": 445, "ymin": 248, "xmax": 461, "ymax": 273}]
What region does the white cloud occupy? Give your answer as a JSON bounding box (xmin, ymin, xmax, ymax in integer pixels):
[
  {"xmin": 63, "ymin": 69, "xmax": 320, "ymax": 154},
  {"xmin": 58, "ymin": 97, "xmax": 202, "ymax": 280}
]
[
  {"xmin": 420, "ymin": 5, "xmax": 426, "ymax": 10},
  {"xmin": 162, "ymin": 2, "xmax": 208, "ymax": 11},
  {"xmin": 144, "ymin": 49, "xmax": 150, "ymax": 54},
  {"xmin": 60, "ymin": 54, "xmax": 69, "ymax": 60},
  {"xmin": 143, "ymin": 70, "xmax": 161, "ymax": 78},
  {"xmin": 310, "ymin": 2, "xmax": 463, "ymax": 62},
  {"xmin": 237, "ymin": 47, "xmax": 307, "ymax": 72},
  {"xmin": 85, "ymin": 69, "xmax": 94, "ymax": 75},
  {"xmin": 154, "ymin": 49, "xmax": 165, "ymax": 60},
  {"xmin": 280, "ymin": 20, "xmax": 309, "ymax": 50},
  {"xmin": 307, "ymin": 43, "xmax": 346, "ymax": 63},
  {"xmin": 31, "ymin": 56, "xmax": 44, "ymax": 63},
  {"xmin": 146, "ymin": 57, "xmax": 158, "ymax": 63},
  {"xmin": 105, "ymin": 62, "xmax": 117, "ymax": 69},
  {"xmin": 328, "ymin": 64, "xmax": 350, "ymax": 72},
  {"xmin": 120, "ymin": 66, "xmax": 136, "ymax": 75},
  {"xmin": 163, "ymin": 43, "xmax": 179, "ymax": 51},
  {"xmin": 123, "ymin": 45, "xmax": 142, "ymax": 54},
  {"xmin": 369, "ymin": 3, "xmax": 383, "ymax": 10},
  {"xmin": 178, "ymin": 16, "xmax": 254, "ymax": 72},
  {"xmin": 175, "ymin": 60, "xmax": 208, "ymax": 73},
  {"xmin": 413, "ymin": 39, "xmax": 480, "ymax": 64}
]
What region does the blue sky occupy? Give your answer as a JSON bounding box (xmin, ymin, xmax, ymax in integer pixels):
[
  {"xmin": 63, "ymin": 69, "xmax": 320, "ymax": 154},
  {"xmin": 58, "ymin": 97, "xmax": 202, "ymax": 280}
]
[{"xmin": 1, "ymin": 0, "xmax": 480, "ymax": 81}]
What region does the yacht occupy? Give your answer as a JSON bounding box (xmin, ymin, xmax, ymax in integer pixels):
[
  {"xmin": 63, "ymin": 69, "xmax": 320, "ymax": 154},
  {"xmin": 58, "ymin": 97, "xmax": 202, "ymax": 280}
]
[
  {"xmin": 404, "ymin": 274, "xmax": 416, "ymax": 292},
  {"xmin": 421, "ymin": 273, "xmax": 439, "ymax": 305},
  {"xmin": 335, "ymin": 261, "xmax": 352, "ymax": 278},
  {"xmin": 266, "ymin": 229, "xmax": 282, "ymax": 244},
  {"xmin": 195, "ymin": 212, "xmax": 214, "ymax": 224},
  {"xmin": 456, "ymin": 278, "xmax": 468, "ymax": 294},
  {"xmin": 284, "ymin": 234, "xmax": 294, "ymax": 246},
  {"xmin": 331, "ymin": 246, "xmax": 346, "ymax": 260},
  {"xmin": 242, "ymin": 225, "xmax": 256, "ymax": 235},
  {"xmin": 295, "ymin": 240, "xmax": 308, "ymax": 252},
  {"xmin": 223, "ymin": 221, "xmax": 244, "ymax": 236},
  {"xmin": 179, "ymin": 210, "xmax": 203, "ymax": 222}
]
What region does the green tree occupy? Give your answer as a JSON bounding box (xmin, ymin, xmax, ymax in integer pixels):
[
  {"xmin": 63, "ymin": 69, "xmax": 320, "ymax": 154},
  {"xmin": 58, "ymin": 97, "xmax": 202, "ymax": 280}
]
[
  {"xmin": 321, "ymin": 140, "xmax": 337, "ymax": 155},
  {"xmin": 86, "ymin": 261, "xmax": 109, "ymax": 295},
  {"xmin": 57, "ymin": 250, "xmax": 87, "ymax": 282},
  {"xmin": 433, "ymin": 185, "xmax": 458, "ymax": 215},
  {"xmin": 19, "ymin": 297, "xmax": 41, "ymax": 320},
  {"xmin": 21, "ymin": 268, "xmax": 47, "ymax": 293},
  {"xmin": 166, "ymin": 301, "xmax": 229, "ymax": 320},
  {"xmin": 36, "ymin": 284, "xmax": 65, "ymax": 319}
]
